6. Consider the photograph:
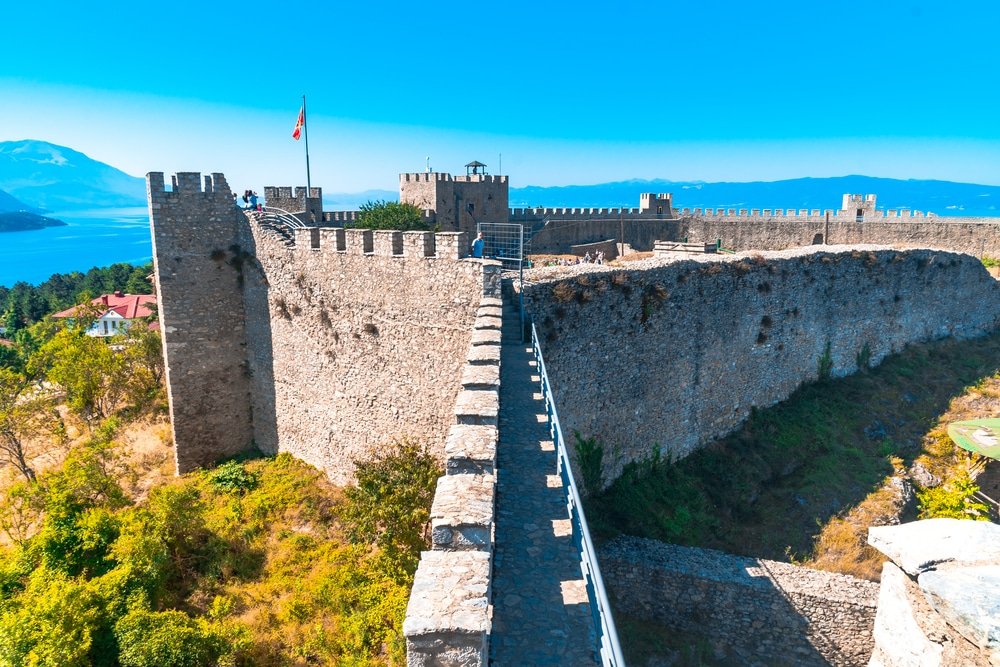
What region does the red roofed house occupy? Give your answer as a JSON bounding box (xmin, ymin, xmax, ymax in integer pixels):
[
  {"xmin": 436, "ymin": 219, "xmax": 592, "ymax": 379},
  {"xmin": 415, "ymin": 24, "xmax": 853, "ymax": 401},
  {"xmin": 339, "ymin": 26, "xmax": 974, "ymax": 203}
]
[{"xmin": 53, "ymin": 291, "xmax": 157, "ymax": 338}]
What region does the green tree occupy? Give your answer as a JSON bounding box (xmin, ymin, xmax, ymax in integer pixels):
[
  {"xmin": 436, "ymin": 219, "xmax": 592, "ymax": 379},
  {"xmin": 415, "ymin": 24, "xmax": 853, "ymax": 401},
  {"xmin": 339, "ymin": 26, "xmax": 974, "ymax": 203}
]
[
  {"xmin": 342, "ymin": 438, "xmax": 440, "ymax": 576},
  {"xmin": 0, "ymin": 368, "xmax": 62, "ymax": 482},
  {"xmin": 353, "ymin": 199, "xmax": 432, "ymax": 231}
]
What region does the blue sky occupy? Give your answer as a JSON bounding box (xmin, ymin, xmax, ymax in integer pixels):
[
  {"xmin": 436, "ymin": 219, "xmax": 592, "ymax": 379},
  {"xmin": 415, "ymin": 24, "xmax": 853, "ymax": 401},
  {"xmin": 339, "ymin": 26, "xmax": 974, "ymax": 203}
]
[{"xmin": 2, "ymin": 0, "xmax": 999, "ymax": 191}]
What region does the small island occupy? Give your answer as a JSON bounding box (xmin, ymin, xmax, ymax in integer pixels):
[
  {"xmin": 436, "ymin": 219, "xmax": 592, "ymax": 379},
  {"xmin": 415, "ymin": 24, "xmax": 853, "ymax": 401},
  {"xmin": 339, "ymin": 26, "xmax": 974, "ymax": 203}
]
[{"xmin": 0, "ymin": 211, "xmax": 67, "ymax": 232}]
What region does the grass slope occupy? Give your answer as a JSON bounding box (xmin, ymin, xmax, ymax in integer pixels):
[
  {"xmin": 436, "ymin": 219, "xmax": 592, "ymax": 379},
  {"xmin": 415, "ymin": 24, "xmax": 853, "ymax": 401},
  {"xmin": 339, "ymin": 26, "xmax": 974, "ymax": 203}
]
[{"xmin": 588, "ymin": 331, "xmax": 1000, "ymax": 578}]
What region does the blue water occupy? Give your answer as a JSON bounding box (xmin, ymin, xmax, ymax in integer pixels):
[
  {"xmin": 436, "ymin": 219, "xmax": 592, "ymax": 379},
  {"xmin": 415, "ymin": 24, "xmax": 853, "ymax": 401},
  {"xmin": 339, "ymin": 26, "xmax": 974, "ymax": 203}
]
[{"xmin": 0, "ymin": 207, "xmax": 152, "ymax": 286}]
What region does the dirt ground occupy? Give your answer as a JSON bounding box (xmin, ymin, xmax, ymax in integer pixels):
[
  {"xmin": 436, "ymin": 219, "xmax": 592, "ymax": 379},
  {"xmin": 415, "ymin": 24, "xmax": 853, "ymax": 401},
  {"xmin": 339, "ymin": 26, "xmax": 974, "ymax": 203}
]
[{"xmin": 0, "ymin": 411, "xmax": 174, "ymax": 503}]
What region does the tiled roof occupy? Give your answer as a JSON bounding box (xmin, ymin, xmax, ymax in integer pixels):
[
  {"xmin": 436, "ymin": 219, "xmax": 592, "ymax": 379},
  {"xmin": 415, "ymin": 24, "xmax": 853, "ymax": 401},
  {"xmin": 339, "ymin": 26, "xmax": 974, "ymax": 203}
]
[{"xmin": 52, "ymin": 292, "xmax": 157, "ymax": 320}]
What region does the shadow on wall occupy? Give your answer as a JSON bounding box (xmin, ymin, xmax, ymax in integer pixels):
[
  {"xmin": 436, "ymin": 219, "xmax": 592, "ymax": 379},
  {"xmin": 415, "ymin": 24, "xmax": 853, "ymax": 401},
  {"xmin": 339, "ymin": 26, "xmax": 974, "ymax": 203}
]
[
  {"xmin": 238, "ymin": 219, "xmax": 279, "ymax": 454},
  {"xmin": 601, "ymin": 537, "xmax": 878, "ymax": 667}
]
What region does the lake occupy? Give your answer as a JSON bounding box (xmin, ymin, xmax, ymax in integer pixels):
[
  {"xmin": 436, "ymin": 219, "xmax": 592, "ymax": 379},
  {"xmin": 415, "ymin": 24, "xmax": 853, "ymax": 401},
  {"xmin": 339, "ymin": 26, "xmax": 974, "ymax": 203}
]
[{"xmin": 0, "ymin": 207, "xmax": 152, "ymax": 286}]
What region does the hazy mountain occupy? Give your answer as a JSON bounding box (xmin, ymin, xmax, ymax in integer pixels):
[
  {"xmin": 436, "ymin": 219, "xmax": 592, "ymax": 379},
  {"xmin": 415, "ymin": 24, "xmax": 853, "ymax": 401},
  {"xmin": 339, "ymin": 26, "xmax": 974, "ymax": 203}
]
[
  {"xmin": 0, "ymin": 140, "xmax": 146, "ymax": 211},
  {"xmin": 0, "ymin": 188, "xmax": 35, "ymax": 213},
  {"xmin": 509, "ymin": 176, "xmax": 1000, "ymax": 217}
]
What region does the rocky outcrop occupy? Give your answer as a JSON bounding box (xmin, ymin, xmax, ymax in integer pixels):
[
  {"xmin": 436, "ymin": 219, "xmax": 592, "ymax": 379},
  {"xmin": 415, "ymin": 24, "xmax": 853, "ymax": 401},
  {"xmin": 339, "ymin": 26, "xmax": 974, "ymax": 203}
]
[{"xmin": 867, "ymin": 519, "xmax": 1000, "ymax": 666}]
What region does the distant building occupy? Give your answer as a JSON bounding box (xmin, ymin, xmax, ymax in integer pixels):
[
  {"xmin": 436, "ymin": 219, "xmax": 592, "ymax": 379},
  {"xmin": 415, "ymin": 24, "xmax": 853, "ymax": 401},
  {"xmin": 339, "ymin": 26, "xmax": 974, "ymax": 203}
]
[{"xmin": 53, "ymin": 291, "xmax": 157, "ymax": 338}]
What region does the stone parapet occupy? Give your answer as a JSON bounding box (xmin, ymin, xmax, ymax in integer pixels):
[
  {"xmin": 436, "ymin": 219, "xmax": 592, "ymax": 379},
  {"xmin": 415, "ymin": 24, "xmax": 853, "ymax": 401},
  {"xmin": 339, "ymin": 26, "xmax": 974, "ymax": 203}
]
[
  {"xmin": 466, "ymin": 344, "xmax": 501, "ymax": 366},
  {"xmin": 454, "ymin": 389, "xmax": 499, "ymax": 426},
  {"xmin": 403, "ymin": 549, "xmax": 492, "ymax": 667},
  {"xmin": 444, "ymin": 424, "xmax": 497, "ymax": 476},
  {"xmin": 404, "ymin": 293, "xmax": 502, "ymax": 666},
  {"xmin": 430, "ymin": 474, "xmax": 496, "ymax": 550},
  {"xmin": 460, "ymin": 364, "xmax": 500, "ymax": 391}
]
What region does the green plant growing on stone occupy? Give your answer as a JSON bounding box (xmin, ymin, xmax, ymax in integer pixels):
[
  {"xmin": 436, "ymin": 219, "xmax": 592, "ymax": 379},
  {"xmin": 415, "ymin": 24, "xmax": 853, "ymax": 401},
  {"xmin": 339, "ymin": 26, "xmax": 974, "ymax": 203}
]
[
  {"xmin": 818, "ymin": 342, "xmax": 833, "ymax": 381},
  {"xmin": 982, "ymin": 256, "xmax": 1000, "ymax": 269},
  {"xmin": 573, "ymin": 432, "xmax": 604, "ymax": 497},
  {"xmin": 856, "ymin": 342, "xmax": 872, "ymax": 370}
]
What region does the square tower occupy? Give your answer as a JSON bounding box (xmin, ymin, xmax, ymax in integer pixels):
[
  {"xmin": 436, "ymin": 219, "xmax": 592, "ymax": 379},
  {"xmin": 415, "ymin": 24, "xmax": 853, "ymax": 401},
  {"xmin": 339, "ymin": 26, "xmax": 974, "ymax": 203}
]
[
  {"xmin": 842, "ymin": 194, "xmax": 878, "ymax": 221},
  {"xmin": 400, "ymin": 162, "xmax": 509, "ymax": 235}
]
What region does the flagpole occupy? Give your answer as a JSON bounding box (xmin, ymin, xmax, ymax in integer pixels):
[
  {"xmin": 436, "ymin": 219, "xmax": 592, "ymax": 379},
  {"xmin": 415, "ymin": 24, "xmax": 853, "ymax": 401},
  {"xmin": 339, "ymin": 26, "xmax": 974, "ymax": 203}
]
[{"xmin": 302, "ymin": 94, "xmax": 312, "ymax": 195}]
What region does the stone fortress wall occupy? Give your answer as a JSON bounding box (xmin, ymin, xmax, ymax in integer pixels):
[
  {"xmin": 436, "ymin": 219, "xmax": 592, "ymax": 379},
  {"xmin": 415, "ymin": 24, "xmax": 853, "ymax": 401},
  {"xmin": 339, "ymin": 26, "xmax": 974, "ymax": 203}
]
[
  {"xmin": 399, "ymin": 172, "xmax": 509, "ymax": 237},
  {"xmin": 147, "ymin": 172, "xmax": 255, "ymax": 474},
  {"xmin": 149, "ymin": 172, "xmax": 501, "ymax": 483},
  {"xmin": 152, "ymin": 168, "xmax": 1000, "ymax": 666},
  {"xmin": 601, "ymin": 536, "xmax": 880, "ymax": 667},
  {"xmin": 520, "ymin": 246, "xmax": 1000, "ymax": 484}
]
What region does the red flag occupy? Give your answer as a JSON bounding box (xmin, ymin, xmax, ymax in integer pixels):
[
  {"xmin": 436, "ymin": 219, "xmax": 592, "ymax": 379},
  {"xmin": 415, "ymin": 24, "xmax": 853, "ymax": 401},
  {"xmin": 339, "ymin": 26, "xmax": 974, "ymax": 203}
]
[{"xmin": 292, "ymin": 107, "xmax": 305, "ymax": 141}]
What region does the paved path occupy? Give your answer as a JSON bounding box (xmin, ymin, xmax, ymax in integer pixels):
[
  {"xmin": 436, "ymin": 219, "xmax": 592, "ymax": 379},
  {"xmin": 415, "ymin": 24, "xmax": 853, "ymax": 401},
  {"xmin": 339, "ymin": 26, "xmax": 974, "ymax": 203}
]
[{"xmin": 489, "ymin": 337, "xmax": 599, "ymax": 665}]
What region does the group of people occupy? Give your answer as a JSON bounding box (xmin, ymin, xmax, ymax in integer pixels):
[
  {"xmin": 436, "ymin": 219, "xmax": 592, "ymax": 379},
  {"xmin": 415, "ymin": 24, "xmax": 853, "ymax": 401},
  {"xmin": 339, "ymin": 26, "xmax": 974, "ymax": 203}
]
[
  {"xmin": 235, "ymin": 190, "xmax": 260, "ymax": 211},
  {"xmin": 544, "ymin": 250, "xmax": 607, "ymax": 267}
]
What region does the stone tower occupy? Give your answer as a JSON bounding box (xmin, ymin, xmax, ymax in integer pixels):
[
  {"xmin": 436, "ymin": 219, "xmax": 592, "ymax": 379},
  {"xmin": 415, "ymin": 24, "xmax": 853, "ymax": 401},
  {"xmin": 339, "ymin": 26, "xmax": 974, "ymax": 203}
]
[
  {"xmin": 147, "ymin": 172, "xmax": 255, "ymax": 474},
  {"xmin": 399, "ymin": 162, "xmax": 509, "ymax": 236},
  {"xmin": 842, "ymin": 193, "xmax": 878, "ymax": 221}
]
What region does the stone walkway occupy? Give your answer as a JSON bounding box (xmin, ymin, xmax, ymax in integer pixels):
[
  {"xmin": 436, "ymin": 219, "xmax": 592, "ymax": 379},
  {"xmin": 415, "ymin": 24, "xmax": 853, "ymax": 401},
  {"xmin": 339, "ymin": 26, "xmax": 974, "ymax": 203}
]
[{"xmin": 489, "ymin": 338, "xmax": 599, "ymax": 665}]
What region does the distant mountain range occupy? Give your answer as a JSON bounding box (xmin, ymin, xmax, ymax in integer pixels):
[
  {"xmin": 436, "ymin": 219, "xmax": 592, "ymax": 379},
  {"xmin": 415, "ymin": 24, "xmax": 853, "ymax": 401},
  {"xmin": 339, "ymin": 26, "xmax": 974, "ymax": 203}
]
[
  {"xmin": 326, "ymin": 176, "xmax": 1000, "ymax": 217},
  {"xmin": 0, "ymin": 140, "xmax": 146, "ymax": 211},
  {"xmin": 3, "ymin": 139, "xmax": 998, "ymax": 218},
  {"xmin": 508, "ymin": 176, "xmax": 1000, "ymax": 217}
]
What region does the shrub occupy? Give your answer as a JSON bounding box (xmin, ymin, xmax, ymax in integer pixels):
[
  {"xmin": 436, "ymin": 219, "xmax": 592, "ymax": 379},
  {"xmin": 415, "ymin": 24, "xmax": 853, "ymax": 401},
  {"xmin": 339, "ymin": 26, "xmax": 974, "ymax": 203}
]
[
  {"xmin": 818, "ymin": 342, "xmax": 833, "ymax": 380},
  {"xmin": 917, "ymin": 473, "xmax": 991, "ymax": 520},
  {"xmin": 353, "ymin": 200, "xmax": 431, "ymax": 231},
  {"xmin": 115, "ymin": 608, "xmax": 229, "ymax": 667},
  {"xmin": 208, "ymin": 461, "xmax": 259, "ymax": 494},
  {"xmin": 342, "ymin": 438, "xmax": 440, "ymax": 576}
]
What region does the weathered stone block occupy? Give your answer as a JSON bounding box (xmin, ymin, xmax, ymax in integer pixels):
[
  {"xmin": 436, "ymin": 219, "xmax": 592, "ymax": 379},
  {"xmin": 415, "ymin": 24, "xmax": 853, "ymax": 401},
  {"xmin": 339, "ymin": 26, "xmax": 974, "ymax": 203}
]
[
  {"xmin": 444, "ymin": 424, "xmax": 497, "ymax": 475},
  {"xmin": 430, "ymin": 474, "xmax": 496, "ymax": 550},
  {"xmin": 403, "ymin": 550, "xmax": 491, "ymax": 667},
  {"xmin": 466, "ymin": 344, "xmax": 500, "ymax": 366},
  {"xmin": 868, "ymin": 519, "xmax": 1000, "ymax": 576},
  {"xmin": 460, "ymin": 364, "xmax": 500, "ymax": 391},
  {"xmin": 476, "ymin": 305, "xmax": 502, "ymax": 319},
  {"xmin": 472, "ymin": 315, "xmax": 502, "ymax": 331},
  {"xmin": 469, "ymin": 329, "xmax": 501, "ymax": 347},
  {"xmin": 454, "ymin": 390, "xmax": 499, "ymax": 426}
]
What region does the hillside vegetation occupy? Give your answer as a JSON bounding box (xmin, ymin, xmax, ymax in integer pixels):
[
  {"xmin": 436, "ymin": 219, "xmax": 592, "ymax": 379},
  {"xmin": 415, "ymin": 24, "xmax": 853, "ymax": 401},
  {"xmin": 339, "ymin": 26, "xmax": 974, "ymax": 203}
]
[
  {"xmin": 0, "ymin": 285, "xmax": 437, "ymax": 666},
  {"xmin": 0, "ymin": 434, "xmax": 437, "ymax": 667},
  {"xmin": 587, "ymin": 330, "xmax": 1000, "ymax": 580}
]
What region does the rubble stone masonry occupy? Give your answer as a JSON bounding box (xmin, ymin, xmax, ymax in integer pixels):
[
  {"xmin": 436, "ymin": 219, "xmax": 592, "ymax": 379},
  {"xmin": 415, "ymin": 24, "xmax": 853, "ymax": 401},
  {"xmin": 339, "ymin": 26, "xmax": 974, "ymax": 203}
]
[
  {"xmin": 522, "ymin": 245, "xmax": 1000, "ymax": 484},
  {"xmin": 150, "ymin": 172, "xmax": 500, "ymax": 482}
]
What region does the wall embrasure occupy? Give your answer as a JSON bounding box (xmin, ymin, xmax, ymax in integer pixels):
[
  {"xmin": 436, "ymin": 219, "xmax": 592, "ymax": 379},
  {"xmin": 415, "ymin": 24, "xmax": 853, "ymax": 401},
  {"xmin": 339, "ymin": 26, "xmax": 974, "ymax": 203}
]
[{"xmin": 522, "ymin": 245, "xmax": 1000, "ymax": 484}]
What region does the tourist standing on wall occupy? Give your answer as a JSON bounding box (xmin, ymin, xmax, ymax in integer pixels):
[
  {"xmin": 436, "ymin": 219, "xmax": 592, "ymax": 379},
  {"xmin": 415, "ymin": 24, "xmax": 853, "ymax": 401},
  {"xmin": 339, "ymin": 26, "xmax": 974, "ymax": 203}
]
[{"xmin": 472, "ymin": 232, "xmax": 485, "ymax": 258}]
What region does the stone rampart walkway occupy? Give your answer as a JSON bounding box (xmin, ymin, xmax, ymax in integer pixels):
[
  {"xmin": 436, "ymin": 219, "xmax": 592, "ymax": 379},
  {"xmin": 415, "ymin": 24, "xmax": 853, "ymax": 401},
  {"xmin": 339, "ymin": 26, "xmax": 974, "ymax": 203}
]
[{"xmin": 489, "ymin": 336, "xmax": 599, "ymax": 665}]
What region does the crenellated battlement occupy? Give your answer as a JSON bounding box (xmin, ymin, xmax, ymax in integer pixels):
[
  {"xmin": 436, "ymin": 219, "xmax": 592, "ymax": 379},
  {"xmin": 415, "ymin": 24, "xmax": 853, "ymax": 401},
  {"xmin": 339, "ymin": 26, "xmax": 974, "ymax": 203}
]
[
  {"xmin": 270, "ymin": 222, "xmax": 472, "ymax": 260},
  {"xmin": 509, "ymin": 206, "xmax": 643, "ymax": 220},
  {"xmin": 400, "ymin": 172, "xmax": 509, "ymax": 185},
  {"xmin": 262, "ymin": 184, "xmax": 323, "ymax": 218},
  {"xmin": 147, "ymin": 171, "xmax": 232, "ymax": 202},
  {"xmin": 675, "ymin": 207, "xmax": 932, "ymax": 220}
]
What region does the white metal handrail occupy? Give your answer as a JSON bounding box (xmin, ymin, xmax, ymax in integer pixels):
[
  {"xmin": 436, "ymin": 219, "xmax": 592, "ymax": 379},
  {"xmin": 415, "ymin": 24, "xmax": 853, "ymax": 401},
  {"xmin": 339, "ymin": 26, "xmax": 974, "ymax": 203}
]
[
  {"xmin": 530, "ymin": 322, "xmax": 626, "ymax": 666},
  {"xmin": 257, "ymin": 205, "xmax": 309, "ymax": 230}
]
